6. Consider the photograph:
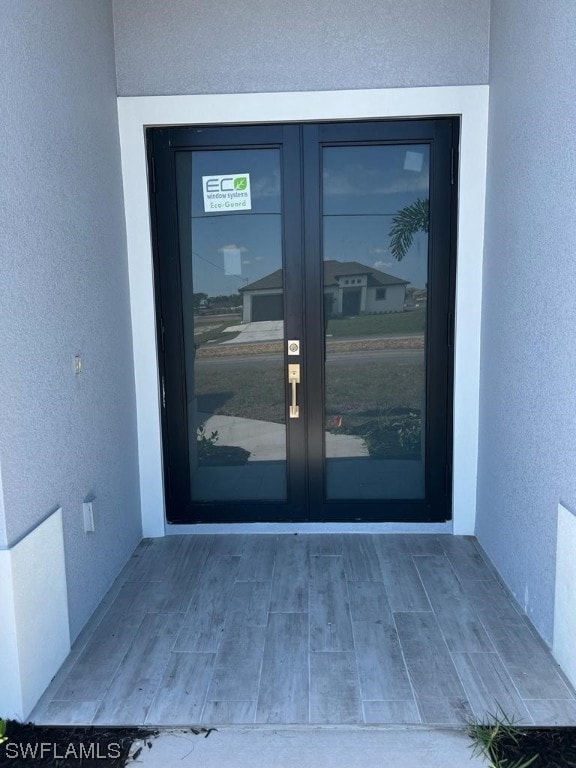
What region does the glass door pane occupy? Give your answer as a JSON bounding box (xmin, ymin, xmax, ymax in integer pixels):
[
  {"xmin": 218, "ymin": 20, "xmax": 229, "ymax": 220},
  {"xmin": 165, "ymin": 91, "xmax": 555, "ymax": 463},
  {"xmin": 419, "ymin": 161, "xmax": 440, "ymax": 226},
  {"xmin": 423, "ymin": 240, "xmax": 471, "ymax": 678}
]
[
  {"xmin": 176, "ymin": 148, "xmax": 287, "ymax": 501},
  {"xmin": 322, "ymin": 144, "xmax": 429, "ymax": 500}
]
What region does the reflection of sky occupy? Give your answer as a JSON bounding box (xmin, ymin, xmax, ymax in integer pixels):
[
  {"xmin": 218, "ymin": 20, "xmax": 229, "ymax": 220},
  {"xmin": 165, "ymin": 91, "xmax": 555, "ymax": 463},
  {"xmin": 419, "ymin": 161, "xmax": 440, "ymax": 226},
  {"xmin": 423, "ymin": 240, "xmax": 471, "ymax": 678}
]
[
  {"xmin": 322, "ymin": 145, "xmax": 429, "ymax": 288},
  {"xmin": 187, "ymin": 144, "xmax": 429, "ymax": 296},
  {"xmin": 191, "ymin": 215, "xmax": 283, "ymax": 297}
]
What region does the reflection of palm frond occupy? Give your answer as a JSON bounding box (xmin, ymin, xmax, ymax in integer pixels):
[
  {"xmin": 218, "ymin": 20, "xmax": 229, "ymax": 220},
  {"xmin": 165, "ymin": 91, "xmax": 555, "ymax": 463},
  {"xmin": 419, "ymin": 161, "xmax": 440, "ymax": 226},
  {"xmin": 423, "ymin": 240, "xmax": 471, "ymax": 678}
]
[{"xmin": 388, "ymin": 198, "xmax": 429, "ymax": 261}]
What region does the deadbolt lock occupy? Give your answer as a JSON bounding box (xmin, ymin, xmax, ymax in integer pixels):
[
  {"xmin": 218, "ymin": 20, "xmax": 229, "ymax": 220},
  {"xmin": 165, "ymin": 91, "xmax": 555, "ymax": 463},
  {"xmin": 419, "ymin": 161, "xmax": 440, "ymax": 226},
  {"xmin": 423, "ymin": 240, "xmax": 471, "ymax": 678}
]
[{"xmin": 287, "ymin": 339, "xmax": 300, "ymax": 355}]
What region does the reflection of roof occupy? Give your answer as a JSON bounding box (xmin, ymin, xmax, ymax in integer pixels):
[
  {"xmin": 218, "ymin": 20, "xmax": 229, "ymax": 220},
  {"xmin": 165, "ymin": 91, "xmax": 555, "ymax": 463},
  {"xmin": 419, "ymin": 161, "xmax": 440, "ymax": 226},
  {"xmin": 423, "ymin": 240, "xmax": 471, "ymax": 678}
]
[{"xmin": 241, "ymin": 260, "xmax": 409, "ymax": 291}]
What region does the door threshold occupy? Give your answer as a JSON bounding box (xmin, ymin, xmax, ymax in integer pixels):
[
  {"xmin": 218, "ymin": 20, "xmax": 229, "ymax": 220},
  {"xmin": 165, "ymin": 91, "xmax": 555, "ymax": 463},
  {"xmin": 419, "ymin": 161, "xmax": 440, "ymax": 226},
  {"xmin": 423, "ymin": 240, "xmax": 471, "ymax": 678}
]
[{"xmin": 164, "ymin": 521, "xmax": 454, "ymax": 535}]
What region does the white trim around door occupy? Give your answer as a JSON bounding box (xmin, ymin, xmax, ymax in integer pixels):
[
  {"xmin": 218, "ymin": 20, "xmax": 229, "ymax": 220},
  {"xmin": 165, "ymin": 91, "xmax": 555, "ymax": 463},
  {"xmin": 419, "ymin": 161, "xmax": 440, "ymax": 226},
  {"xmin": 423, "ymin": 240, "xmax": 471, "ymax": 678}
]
[{"xmin": 117, "ymin": 86, "xmax": 489, "ymax": 538}]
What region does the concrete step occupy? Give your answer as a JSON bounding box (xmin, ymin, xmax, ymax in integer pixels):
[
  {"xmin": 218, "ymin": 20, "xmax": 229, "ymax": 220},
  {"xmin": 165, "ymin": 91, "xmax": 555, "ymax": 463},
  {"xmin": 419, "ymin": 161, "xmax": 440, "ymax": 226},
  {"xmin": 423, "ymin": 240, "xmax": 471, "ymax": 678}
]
[{"xmin": 132, "ymin": 725, "xmax": 488, "ymax": 768}]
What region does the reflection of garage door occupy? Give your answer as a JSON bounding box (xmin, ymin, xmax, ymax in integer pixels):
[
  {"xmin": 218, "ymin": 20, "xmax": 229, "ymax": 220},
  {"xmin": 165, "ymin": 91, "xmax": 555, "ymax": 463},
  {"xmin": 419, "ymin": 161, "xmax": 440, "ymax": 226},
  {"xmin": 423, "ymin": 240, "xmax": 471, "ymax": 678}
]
[
  {"xmin": 251, "ymin": 294, "xmax": 284, "ymax": 322},
  {"xmin": 342, "ymin": 288, "xmax": 361, "ymax": 316}
]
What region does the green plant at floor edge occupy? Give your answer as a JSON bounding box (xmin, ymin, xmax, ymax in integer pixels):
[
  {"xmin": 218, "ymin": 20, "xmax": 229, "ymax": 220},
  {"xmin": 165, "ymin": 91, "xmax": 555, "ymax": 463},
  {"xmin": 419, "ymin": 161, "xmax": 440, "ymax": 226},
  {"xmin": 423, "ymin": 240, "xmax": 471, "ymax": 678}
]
[
  {"xmin": 0, "ymin": 719, "xmax": 7, "ymax": 745},
  {"xmin": 468, "ymin": 709, "xmax": 539, "ymax": 768}
]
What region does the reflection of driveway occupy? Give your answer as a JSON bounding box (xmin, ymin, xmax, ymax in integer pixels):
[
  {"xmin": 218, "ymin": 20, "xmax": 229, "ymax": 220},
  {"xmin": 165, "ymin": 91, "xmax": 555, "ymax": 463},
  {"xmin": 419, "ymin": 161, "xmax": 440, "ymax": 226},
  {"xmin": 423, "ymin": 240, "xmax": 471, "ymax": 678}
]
[
  {"xmin": 199, "ymin": 412, "xmax": 368, "ymax": 460},
  {"xmin": 222, "ymin": 320, "xmax": 284, "ymax": 344}
]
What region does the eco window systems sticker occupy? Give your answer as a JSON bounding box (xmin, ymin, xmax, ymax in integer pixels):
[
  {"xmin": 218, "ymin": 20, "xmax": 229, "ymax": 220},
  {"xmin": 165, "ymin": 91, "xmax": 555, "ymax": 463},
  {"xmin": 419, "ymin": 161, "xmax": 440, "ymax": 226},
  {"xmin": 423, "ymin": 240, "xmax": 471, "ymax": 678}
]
[{"xmin": 202, "ymin": 173, "xmax": 251, "ymax": 212}]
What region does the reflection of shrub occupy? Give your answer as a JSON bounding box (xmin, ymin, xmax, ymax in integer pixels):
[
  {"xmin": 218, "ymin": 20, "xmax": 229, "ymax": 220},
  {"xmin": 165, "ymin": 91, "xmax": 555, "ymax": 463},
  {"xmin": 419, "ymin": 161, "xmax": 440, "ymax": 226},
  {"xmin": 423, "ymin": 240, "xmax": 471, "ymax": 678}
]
[
  {"xmin": 197, "ymin": 425, "xmax": 219, "ymax": 458},
  {"xmin": 197, "ymin": 425, "xmax": 250, "ymax": 466},
  {"xmin": 331, "ymin": 407, "xmax": 421, "ymax": 459},
  {"xmin": 391, "ymin": 410, "xmax": 421, "ymax": 452}
]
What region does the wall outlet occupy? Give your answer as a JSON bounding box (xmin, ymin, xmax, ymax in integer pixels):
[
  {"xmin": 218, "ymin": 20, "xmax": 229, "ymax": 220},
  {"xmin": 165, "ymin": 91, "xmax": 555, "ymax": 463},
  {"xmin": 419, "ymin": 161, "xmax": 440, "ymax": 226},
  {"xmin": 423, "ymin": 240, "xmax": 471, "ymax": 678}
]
[{"xmin": 83, "ymin": 501, "xmax": 95, "ymax": 533}]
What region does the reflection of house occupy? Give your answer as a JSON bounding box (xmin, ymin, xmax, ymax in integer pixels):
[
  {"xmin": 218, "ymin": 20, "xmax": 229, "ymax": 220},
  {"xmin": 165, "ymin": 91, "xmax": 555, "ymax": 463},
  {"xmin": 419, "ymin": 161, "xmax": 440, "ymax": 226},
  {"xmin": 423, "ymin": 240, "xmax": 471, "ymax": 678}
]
[
  {"xmin": 240, "ymin": 260, "xmax": 409, "ymax": 322},
  {"xmin": 405, "ymin": 287, "xmax": 428, "ymax": 309}
]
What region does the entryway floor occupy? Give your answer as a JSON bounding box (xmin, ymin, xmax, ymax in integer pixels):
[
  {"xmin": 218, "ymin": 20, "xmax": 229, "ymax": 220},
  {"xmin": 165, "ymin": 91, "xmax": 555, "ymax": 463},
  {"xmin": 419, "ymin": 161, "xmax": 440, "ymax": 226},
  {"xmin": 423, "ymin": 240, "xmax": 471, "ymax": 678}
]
[{"xmin": 31, "ymin": 534, "xmax": 576, "ymax": 727}]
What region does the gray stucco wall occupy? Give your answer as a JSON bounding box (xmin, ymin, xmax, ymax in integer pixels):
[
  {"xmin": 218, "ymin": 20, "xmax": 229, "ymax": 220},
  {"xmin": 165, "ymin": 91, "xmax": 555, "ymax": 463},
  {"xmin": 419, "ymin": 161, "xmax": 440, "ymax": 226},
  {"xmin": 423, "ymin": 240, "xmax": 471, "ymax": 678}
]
[
  {"xmin": 0, "ymin": 2, "xmax": 142, "ymax": 640},
  {"xmin": 112, "ymin": 0, "xmax": 490, "ymax": 96},
  {"xmin": 476, "ymin": 1, "xmax": 576, "ymax": 643}
]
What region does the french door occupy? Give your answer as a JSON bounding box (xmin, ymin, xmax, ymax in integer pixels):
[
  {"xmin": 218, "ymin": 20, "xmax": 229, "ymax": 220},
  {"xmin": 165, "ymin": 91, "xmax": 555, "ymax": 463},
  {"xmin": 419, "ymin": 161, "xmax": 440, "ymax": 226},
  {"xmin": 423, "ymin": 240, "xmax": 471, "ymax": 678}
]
[{"xmin": 147, "ymin": 119, "xmax": 458, "ymax": 524}]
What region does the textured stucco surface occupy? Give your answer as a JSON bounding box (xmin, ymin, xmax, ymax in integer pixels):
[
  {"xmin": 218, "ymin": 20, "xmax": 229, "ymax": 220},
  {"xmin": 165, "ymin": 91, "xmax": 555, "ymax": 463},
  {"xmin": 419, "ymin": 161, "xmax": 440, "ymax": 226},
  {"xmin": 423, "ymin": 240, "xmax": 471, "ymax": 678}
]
[
  {"xmin": 112, "ymin": 0, "xmax": 490, "ymax": 96},
  {"xmin": 0, "ymin": 460, "xmax": 7, "ymax": 548},
  {"xmin": 0, "ymin": 1, "xmax": 141, "ymax": 639},
  {"xmin": 476, "ymin": 0, "xmax": 576, "ymax": 643}
]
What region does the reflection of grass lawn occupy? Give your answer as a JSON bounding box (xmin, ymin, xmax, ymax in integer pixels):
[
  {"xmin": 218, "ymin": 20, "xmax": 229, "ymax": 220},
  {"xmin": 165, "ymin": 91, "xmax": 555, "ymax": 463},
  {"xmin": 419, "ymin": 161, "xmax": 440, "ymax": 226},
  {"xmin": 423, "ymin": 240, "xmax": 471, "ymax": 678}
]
[
  {"xmin": 326, "ymin": 307, "xmax": 425, "ymax": 338},
  {"xmin": 325, "ymin": 361, "xmax": 423, "ymax": 414},
  {"xmin": 196, "ymin": 360, "xmax": 285, "ymax": 423},
  {"xmin": 195, "ymin": 359, "xmax": 423, "ymax": 426}
]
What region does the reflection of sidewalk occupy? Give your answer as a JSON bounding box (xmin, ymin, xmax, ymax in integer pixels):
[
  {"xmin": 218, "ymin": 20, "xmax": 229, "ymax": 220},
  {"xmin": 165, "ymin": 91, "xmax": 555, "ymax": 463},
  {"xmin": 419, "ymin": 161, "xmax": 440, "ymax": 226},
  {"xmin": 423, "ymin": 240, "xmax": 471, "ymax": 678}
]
[
  {"xmin": 222, "ymin": 320, "xmax": 283, "ymax": 343},
  {"xmin": 199, "ymin": 412, "xmax": 368, "ymax": 460}
]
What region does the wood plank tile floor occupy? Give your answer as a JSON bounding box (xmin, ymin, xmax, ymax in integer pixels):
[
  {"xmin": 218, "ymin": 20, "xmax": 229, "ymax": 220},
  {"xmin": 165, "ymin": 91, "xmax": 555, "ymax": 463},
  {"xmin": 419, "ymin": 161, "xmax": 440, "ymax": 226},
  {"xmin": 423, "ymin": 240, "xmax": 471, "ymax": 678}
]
[{"xmin": 31, "ymin": 534, "xmax": 576, "ymax": 727}]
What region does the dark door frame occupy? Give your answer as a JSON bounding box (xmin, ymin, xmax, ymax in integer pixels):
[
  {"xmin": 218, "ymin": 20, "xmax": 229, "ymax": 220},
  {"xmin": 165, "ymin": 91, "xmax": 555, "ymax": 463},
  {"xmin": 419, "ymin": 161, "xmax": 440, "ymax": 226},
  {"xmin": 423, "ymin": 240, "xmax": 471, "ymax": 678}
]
[{"xmin": 147, "ymin": 118, "xmax": 459, "ymax": 525}]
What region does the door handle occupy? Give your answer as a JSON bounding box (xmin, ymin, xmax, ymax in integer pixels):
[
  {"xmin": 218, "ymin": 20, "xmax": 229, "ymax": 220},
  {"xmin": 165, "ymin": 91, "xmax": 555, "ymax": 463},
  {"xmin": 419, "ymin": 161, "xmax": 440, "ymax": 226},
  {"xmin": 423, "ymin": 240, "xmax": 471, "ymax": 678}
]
[{"xmin": 288, "ymin": 364, "xmax": 300, "ymax": 418}]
